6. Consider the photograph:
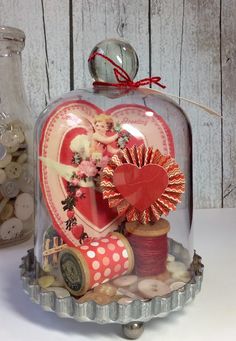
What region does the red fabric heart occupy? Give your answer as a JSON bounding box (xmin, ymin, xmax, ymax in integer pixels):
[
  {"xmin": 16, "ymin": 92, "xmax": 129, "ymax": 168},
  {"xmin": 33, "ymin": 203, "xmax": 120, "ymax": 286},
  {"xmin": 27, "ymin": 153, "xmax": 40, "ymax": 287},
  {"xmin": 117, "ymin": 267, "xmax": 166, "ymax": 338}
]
[{"xmin": 113, "ymin": 164, "xmax": 169, "ymax": 211}]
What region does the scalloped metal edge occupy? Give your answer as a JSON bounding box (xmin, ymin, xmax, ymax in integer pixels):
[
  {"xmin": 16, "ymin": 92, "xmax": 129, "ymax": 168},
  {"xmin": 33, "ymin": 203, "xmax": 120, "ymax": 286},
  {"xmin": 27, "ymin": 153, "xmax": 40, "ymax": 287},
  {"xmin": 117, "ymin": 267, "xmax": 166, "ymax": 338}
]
[{"xmin": 20, "ymin": 240, "xmax": 203, "ymax": 325}]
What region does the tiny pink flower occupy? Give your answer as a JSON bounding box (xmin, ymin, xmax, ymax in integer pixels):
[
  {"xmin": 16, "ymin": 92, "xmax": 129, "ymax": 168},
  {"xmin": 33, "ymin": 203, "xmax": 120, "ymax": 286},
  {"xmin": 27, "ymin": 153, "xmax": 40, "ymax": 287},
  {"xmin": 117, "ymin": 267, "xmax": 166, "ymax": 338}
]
[
  {"xmin": 79, "ymin": 160, "xmax": 98, "ymax": 177},
  {"xmin": 75, "ymin": 189, "xmax": 83, "ymax": 198},
  {"xmin": 96, "ymin": 155, "xmax": 109, "ymax": 169},
  {"xmin": 71, "ymin": 178, "xmax": 79, "ymax": 186}
]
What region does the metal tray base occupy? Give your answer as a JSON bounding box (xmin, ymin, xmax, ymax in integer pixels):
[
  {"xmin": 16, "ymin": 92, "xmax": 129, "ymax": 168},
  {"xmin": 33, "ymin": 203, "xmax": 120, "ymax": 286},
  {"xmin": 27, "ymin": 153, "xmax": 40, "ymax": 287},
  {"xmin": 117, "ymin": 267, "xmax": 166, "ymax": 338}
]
[{"xmin": 20, "ymin": 239, "xmax": 203, "ymax": 339}]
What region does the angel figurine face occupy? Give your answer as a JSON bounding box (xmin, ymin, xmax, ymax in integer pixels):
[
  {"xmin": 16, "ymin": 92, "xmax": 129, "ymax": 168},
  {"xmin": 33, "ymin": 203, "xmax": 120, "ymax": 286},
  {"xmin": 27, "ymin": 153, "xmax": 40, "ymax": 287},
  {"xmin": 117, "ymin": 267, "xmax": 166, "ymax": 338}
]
[{"xmin": 94, "ymin": 118, "xmax": 107, "ymax": 135}]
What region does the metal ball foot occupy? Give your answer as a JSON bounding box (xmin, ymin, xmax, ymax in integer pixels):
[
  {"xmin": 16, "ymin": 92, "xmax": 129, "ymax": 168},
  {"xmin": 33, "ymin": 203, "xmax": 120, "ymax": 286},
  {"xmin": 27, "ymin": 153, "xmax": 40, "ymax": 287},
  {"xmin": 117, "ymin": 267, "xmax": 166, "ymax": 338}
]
[{"xmin": 122, "ymin": 322, "xmax": 144, "ymax": 339}]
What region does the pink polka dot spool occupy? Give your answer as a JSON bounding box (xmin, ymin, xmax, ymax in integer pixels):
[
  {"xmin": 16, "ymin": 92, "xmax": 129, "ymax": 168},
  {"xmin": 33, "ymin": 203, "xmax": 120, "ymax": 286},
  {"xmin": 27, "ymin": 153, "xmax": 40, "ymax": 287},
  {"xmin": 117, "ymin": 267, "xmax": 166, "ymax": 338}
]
[{"xmin": 59, "ymin": 232, "xmax": 134, "ymax": 296}]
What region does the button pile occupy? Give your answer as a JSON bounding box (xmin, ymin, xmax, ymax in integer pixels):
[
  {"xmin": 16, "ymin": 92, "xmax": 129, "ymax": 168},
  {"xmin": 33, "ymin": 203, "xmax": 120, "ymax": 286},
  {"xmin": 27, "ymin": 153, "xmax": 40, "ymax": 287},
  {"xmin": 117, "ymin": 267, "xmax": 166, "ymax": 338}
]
[
  {"xmin": 0, "ymin": 121, "xmax": 34, "ymax": 243},
  {"xmin": 37, "ymin": 254, "xmax": 191, "ymax": 305}
]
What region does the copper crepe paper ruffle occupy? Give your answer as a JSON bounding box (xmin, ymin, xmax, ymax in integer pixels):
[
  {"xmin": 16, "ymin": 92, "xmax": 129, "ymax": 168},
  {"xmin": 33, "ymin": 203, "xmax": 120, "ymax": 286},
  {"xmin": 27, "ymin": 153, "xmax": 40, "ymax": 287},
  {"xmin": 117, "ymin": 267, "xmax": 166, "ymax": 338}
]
[{"xmin": 100, "ymin": 144, "xmax": 185, "ymax": 224}]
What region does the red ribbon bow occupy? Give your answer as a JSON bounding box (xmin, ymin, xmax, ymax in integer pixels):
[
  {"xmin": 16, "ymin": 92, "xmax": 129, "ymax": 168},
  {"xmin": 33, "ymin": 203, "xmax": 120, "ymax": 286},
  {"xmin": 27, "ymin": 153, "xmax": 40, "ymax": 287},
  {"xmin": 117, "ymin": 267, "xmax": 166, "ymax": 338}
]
[{"xmin": 88, "ymin": 52, "xmax": 166, "ymax": 89}]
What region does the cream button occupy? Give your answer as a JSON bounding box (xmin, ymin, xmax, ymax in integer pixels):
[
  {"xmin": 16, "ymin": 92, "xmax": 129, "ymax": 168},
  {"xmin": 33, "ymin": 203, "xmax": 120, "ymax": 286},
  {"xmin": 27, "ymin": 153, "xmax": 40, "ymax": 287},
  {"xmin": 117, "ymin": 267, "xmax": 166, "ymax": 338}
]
[
  {"xmin": 5, "ymin": 162, "xmax": 22, "ymax": 179},
  {"xmin": 138, "ymin": 279, "xmax": 171, "ymax": 298},
  {"xmin": 0, "ymin": 217, "xmax": 23, "ymax": 240},
  {"xmin": 12, "ymin": 128, "xmax": 25, "ymax": 144},
  {"xmin": 45, "ymin": 287, "xmax": 71, "ymax": 299},
  {"xmin": 0, "ymin": 130, "xmax": 20, "ymax": 147},
  {"xmin": 167, "ymin": 254, "xmax": 175, "ymax": 262},
  {"xmin": 116, "ymin": 287, "xmax": 141, "ymax": 299},
  {"xmin": 14, "ymin": 192, "xmax": 34, "ymax": 220},
  {"xmin": 0, "ymin": 169, "xmax": 7, "ymax": 184},
  {"xmin": 17, "ymin": 165, "xmax": 33, "ymax": 193},
  {"xmin": 0, "ymin": 180, "xmax": 20, "ymax": 198},
  {"xmin": 7, "ymin": 144, "xmax": 19, "ymax": 154},
  {"xmin": 167, "ymin": 261, "xmax": 187, "ymax": 273},
  {"xmin": 0, "ymin": 143, "xmax": 7, "ymax": 160},
  {"xmin": 17, "ymin": 152, "xmax": 28, "ymax": 164},
  {"xmin": 170, "ymin": 281, "xmax": 186, "ymax": 291},
  {"xmin": 0, "ymin": 154, "xmax": 12, "ymax": 168},
  {"xmin": 0, "ymin": 202, "xmax": 14, "ymax": 220},
  {"xmin": 113, "ymin": 275, "xmax": 138, "ymax": 287}
]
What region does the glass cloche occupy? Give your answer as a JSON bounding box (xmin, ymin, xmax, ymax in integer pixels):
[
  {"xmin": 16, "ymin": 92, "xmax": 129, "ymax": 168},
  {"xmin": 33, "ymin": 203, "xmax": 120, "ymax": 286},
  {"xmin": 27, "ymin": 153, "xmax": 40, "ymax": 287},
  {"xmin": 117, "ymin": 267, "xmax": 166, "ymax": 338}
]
[{"xmin": 22, "ymin": 39, "xmax": 203, "ymax": 338}]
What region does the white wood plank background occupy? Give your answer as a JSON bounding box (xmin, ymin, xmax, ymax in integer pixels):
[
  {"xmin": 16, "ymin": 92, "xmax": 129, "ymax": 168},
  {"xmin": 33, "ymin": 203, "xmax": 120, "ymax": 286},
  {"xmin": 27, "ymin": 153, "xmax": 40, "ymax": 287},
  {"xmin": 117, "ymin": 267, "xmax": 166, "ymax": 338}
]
[{"xmin": 0, "ymin": 0, "xmax": 235, "ymax": 209}]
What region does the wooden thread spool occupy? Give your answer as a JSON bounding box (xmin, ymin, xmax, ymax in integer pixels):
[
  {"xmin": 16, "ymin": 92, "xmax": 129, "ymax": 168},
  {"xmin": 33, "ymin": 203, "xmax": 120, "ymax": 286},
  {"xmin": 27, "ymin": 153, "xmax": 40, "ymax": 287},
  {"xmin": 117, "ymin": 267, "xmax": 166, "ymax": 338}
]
[
  {"xmin": 58, "ymin": 232, "xmax": 134, "ymax": 296},
  {"xmin": 125, "ymin": 218, "xmax": 170, "ymax": 277}
]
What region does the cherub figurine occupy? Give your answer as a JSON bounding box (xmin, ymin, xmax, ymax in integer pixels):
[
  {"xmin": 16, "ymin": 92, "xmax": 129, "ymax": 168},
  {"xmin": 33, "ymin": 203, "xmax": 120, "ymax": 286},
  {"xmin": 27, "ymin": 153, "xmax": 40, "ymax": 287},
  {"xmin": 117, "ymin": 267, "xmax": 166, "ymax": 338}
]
[
  {"xmin": 40, "ymin": 114, "xmax": 121, "ymax": 186},
  {"xmin": 90, "ymin": 114, "xmax": 120, "ymax": 157}
]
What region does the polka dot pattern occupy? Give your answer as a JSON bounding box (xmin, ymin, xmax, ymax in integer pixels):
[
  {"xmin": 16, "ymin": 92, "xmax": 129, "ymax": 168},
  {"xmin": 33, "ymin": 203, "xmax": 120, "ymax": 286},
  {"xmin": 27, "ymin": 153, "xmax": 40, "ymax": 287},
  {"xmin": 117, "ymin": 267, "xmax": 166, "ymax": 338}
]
[
  {"xmin": 97, "ymin": 247, "xmax": 105, "ymax": 254},
  {"xmin": 90, "ymin": 242, "xmax": 99, "ymax": 247},
  {"xmin": 102, "ymin": 257, "xmax": 110, "ymax": 266},
  {"xmin": 77, "ymin": 233, "xmax": 132, "ymax": 290},
  {"xmin": 92, "ymin": 261, "xmax": 100, "ymax": 270},
  {"xmin": 122, "ymin": 249, "xmax": 128, "ymax": 258},
  {"xmin": 87, "ymin": 250, "xmax": 95, "ymax": 258},
  {"xmin": 94, "ymin": 272, "xmax": 101, "ymax": 281},
  {"xmin": 80, "ymin": 245, "xmax": 89, "ymax": 250},
  {"xmin": 104, "ymin": 268, "xmax": 111, "ymax": 277},
  {"xmin": 113, "ymin": 253, "xmax": 120, "ymax": 262},
  {"xmin": 108, "ymin": 243, "xmax": 115, "ymax": 251}
]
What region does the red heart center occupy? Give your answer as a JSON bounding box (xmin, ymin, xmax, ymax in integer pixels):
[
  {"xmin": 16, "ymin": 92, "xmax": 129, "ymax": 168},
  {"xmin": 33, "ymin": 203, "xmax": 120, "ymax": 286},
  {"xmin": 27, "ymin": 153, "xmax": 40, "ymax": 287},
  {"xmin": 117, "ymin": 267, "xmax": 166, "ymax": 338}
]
[{"xmin": 113, "ymin": 164, "xmax": 169, "ymax": 211}]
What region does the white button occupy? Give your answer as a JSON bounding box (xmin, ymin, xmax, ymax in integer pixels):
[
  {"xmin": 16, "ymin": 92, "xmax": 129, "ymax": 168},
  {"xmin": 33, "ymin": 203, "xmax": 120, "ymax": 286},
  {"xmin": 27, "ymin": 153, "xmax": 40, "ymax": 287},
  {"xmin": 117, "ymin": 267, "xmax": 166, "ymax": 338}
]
[
  {"xmin": 14, "ymin": 193, "xmax": 34, "ymax": 221},
  {"xmin": 138, "ymin": 279, "xmax": 171, "ymax": 298},
  {"xmin": 0, "ymin": 130, "xmax": 20, "ymax": 148},
  {"xmin": 0, "ymin": 180, "xmax": 20, "ymax": 198},
  {"xmin": 167, "ymin": 261, "xmax": 187, "ymax": 273},
  {"xmin": 0, "ymin": 169, "xmax": 6, "ymax": 184},
  {"xmin": 12, "ymin": 128, "xmax": 25, "ymax": 144},
  {"xmin": 0, "ymin": 154, "xmax": 12, "ymax": 168},
  {"xmin": 0, "ymin": 217, "xmax": 23, "ymax": 240},
  {"xmin": 17, "ymin": 152, "xmax": 28, "ymax": 164},
  {"xmin": 170, "ymin": 281, "xmax": 186, "ymax": 291},
  {"xmin": 16, "ymin": 164, "xmax": 33, "ymax": 193},
  {"xmin": 0, "ymin": 202, "xmax": 14, "ymax": 220},
  {"xmin": 167, "ymin": 254, "xmax": 175, "ymax": 262},
  {"xmin": 113, "ymin": 275, "xmax": 138, "ymax": 287},
  {"xmin": 7, "ymin": 144, "xmax": 20, "ymax": 154},
  {"xmin": 5, "ymin": 162, "xmax": 22, "ymax": 179},
  {"xmin": 0, "ymin": 143, "xmax": 7, "ymax": 160}
]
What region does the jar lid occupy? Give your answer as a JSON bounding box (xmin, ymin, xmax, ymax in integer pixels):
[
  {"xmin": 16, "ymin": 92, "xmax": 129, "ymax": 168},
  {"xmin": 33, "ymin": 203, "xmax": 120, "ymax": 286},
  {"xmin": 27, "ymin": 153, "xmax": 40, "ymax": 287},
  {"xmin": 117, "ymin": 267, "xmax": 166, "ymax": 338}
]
[
  {"xmin": 0, "ymin": 26, "xmax": 25, "ymax": 55},
  {"xmin": 88, "ymin": 38, "xmax": 139, "ymax": 84}
]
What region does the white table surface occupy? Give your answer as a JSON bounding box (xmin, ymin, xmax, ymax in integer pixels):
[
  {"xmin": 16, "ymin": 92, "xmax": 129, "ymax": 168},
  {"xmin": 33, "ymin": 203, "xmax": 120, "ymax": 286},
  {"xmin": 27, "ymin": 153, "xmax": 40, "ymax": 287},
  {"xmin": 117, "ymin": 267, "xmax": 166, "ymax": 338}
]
[{"xmin": 0, "ymin": 208, "xmax": 236, "ymax": 341}]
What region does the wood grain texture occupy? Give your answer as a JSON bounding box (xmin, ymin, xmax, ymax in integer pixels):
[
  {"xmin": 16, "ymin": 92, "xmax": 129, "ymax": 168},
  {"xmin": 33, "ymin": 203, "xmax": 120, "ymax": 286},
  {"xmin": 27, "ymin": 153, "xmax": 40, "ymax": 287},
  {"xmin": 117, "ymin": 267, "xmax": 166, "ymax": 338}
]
[
  {"xmin": 179, "ymin": 0, "xmax": 222, "ymax": 208},
  {"xmin": 221, "ymin": 0, "xmax": 236, "ymax": 207},
  {"xmin": 73, "ymin": 0, "xmax": 149, "ymax": 89},
  {"xmin": 0, "ymin": 0, "xmax": 69, "ymax": 116},
  {"xmin": 0, "ymin": 0, "xmax": 235, "ymax": 208},
  {"xmin": 150, "ymin": 0, "xmax": 184, "ymax": 95}
]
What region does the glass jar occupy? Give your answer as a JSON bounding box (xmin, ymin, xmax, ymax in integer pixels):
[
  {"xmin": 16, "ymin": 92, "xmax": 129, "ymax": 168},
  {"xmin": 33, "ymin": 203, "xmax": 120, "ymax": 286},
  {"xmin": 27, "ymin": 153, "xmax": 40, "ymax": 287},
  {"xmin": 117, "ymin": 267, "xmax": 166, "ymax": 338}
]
[
  {"xmin": 34, "ymin": 39, "xmax": 199, "ymax": 306},
  {"xmin": 0, "ymin": 26, "xmax": 34, "ymax": 247}
]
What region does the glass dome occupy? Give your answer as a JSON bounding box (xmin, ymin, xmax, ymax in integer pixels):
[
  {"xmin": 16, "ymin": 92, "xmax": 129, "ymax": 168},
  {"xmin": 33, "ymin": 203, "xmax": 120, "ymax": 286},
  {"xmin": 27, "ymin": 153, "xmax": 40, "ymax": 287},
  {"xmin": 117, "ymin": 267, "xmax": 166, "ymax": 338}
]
[{"xmin": 34, "ymin": 39, "xmax": 194, "ymax": 305}]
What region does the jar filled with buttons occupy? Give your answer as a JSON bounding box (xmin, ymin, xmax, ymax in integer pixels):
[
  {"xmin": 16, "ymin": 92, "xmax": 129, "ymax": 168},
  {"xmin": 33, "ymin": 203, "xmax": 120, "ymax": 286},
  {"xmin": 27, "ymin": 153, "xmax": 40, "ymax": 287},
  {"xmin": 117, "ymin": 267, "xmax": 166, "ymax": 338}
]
[{"xmin": 0, "ymin": 26, "xmax": 34, "ymax": 247}]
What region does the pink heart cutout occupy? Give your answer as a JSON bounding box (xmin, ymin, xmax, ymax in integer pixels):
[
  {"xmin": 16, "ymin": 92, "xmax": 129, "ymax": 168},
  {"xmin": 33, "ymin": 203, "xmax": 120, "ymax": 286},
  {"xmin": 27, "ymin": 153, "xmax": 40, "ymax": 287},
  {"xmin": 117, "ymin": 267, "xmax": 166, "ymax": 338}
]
[
  {"xmin": 39, "ymin": 100, "xmax": 174, "ymax": 245},
  {"xmin": 113, "ymin": 164, "xmax": 169, "ymax": 211}
]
